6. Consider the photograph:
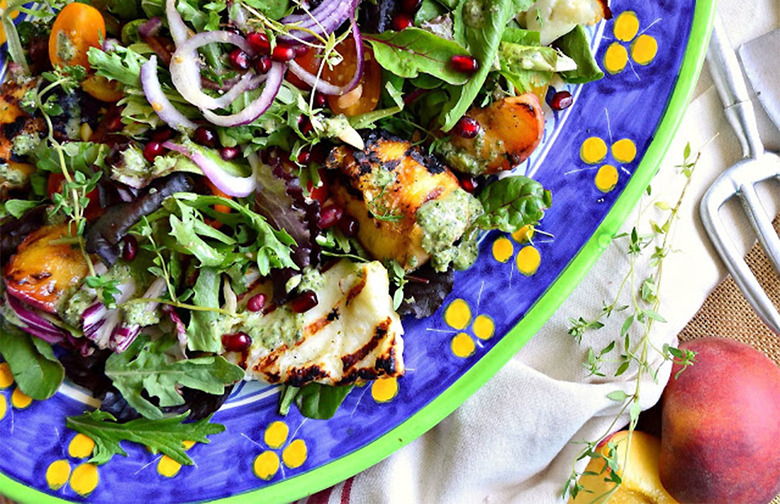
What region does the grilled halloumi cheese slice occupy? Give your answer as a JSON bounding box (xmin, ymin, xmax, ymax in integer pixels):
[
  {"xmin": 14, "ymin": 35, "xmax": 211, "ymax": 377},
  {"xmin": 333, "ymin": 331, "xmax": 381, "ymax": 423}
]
[
  {"xmin": 226, "ymin": 260, "xmax": 404, "ymax": 387},
  {"xmin": 326, "ymin": 134, "xmax": 462, "ymax": 270}
]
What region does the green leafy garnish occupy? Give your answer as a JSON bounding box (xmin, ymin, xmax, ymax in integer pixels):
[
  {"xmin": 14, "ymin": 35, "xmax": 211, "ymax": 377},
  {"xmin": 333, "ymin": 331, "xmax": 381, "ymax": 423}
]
[
  {"xmin": 104, "ymin": 335, "xmax": 245, "ymax": 420},
  {"xmin": 0, "ymin": 318, "xmax": 65, "ymax": 400},
  {"xmin": 66, "ymin": 410, "xmax": 225, "ymax": 465},
  {"xmin": 184, "ymin": 267, "xmax": 225, "ymax": 353},
  {"xmin": 475, "ymin": 175, "xmax": 551, "ymax": 232},
  {"xmin": 555, "ymin": 25, "xmax": 604, "ymax": 84},
  {"xmin": 279, "ymin": 383, "xmax": 354, "ymax": 420},
  {"xmin": 364, "ymin": 28, "xmax": 470, "ymax": 86}
]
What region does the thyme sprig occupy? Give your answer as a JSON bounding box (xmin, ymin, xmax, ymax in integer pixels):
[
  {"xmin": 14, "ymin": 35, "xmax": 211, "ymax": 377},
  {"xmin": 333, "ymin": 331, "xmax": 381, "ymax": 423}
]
[{"xmin": 562, "ymin": 143, "xmax": 701, "ymax": 501}]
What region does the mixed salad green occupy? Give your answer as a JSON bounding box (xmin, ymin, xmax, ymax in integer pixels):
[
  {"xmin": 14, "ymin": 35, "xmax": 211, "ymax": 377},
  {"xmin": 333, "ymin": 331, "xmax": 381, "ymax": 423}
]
[{"xmin": 0, "ymin": 0, "xmax": 607, "ymax": 466}]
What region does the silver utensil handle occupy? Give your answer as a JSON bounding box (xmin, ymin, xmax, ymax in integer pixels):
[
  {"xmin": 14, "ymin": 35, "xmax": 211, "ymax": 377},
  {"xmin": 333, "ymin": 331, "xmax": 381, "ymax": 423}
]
[{"xmin": 707, "ymin": 15, "xmax": 764, "ymax": 159}]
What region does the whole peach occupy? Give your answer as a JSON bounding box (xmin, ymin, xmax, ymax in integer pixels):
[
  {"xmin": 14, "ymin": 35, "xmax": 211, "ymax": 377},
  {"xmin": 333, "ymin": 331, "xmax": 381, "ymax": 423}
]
[{"xmin": 659, "ymin": 337, "xmax": 780, "ymax": 503}]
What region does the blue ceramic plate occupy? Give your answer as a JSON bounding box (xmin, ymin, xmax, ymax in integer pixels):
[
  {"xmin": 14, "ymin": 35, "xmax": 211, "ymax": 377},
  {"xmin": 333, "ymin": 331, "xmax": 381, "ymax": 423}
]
[{"xmin": 0, "ymin": 1, "xmax": 715, "ymax": 502}]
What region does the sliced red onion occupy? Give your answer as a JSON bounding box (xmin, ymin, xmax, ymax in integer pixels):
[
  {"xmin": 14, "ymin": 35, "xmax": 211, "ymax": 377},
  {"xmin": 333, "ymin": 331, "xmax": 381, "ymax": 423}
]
[
  {"xmin": 5, "ymin": 295, "xmax": 68, "ymax": 343},
  {"xmin": 162, "ymin": 141, "xmax": 257, "ymax": 196},
  {"xmin": 279, "ymin": 0, "xmax": 357, "ymax": 43},
  {"xmin": 102, "ymin": 37, "xmax": 120, "ymax": 52},
  {"xmin": 139, "ymin": 17, "xmax": 163, "ymax": 38},
  {"xmin": 201, "ymin": 62, "xmax": 284, "ymax": 127},
  {"xmin": 166, "ymin": 0, "xmax": 190, "ymax": 45},
  {"xmin": 169, "ymin": 30, "xmax": 257, "ymax": 111},
  {"xmin": 228, "ymin": 0, "xmax": 249, "ymax": 32},
  {"xmin": 287, "ymin": 19, "xmax": 364, "ymax": 95},
  {"xmin": 141, "ymin": 55, "xmax": 199, "ymax": 131}
]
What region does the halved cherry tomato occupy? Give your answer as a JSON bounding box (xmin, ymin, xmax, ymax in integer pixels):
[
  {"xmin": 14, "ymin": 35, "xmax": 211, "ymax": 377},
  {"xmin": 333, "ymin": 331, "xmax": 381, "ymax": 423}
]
[
  {"xmin": 48, "ymin": 2, "xmax": 106, "ymax": 69},
  {"xmin": 286, "ymin": 46, "xmax": 320, "ymax": 90},
  {"xmin": 322, "ymin": 38, "xmax": 381, "ymax": 117}
]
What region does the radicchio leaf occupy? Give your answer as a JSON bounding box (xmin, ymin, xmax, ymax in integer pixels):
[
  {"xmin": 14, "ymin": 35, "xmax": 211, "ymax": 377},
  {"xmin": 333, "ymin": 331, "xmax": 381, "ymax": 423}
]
[{"xmin": 397, "ymin": 264, "xmax": 455, "ymax": 319}]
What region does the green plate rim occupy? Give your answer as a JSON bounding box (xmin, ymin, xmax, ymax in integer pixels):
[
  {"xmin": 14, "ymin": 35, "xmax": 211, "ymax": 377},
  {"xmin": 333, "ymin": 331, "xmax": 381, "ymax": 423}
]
[{"xmin": 0, "ymin": 0, "xmax": 717, "ymax": 502}]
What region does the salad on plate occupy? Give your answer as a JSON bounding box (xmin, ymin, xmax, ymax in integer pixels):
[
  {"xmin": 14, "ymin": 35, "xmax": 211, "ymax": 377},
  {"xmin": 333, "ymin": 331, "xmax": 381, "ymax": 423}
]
[{"xmin": 0, "ymin": 0, "xmax": 609, "ymax": 465}]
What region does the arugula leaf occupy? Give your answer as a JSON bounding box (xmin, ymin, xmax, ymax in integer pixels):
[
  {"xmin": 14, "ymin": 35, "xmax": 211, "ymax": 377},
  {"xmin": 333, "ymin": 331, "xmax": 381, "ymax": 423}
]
[
  {"xmin": 184, "ymin": 267, "xmax": 225, "ymax": 354},
  {"xmin": 365, "ymin": 28, "xmax": 470, "ymax": 86},
  {"xmin": 278, "ymin": 383, "xmax": 354, "ymax": 420},
  {"xmin": 105, "ymin": 335, "xmax": 244, "ymax": 419},
  {"xmin": 88, "ymin": 45, "xmax": 149, "ymax": 89},
  {"xmin": 0, "ymin": 318, "xmax": 65, "ymax": 400},
  {"xmin": 475, "ymin": 175, "xmax": 551, "ymax": 232},
  {"xmin": 172, "ymin": 193, "xmax": 298, "ymax": 275},
  {"xmin": 555, "ymin": 25, "xmax": 605, "ymax": 84},
  {"xmin": 66, "ymin": 410, "xmax": 225, "ymax": 465},
  {"xmin": 440, "ymin": 0, "xmax": 535, "ymax": 131},
  {"xmin": 170, "ymin": 202, "xmax": 237, "ymax": 268}
]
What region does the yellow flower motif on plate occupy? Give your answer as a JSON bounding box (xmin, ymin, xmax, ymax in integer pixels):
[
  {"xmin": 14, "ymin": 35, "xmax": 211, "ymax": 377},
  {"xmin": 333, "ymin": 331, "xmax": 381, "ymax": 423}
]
[
  {"xmin": 43, "ymin": 434, "xmax": 100, "ymax": 496},
  {"xmin": 579, "ymin": 136, "xmax": 637, "ymax": 193},
  {"xmin": 442, "ymin": 299, "xmax": 495, "ymax": 358},
  {"xmin": 491, "ymin": 225, "xmax": 542, "ymax": 277},
  {"xmin": 252, "ymin": 421, "xmax": 309, "ymax": 480},
  {"xmin": 605, "ymin": 11, "xmax": 659, "ymax": 75}
]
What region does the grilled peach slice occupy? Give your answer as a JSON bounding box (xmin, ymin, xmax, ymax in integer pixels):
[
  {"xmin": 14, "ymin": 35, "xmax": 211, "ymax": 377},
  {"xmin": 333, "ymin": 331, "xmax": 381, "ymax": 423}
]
[
  {"xmin": 442, "ymin": 93, "xmax": 545, "ymax": 175},
  {"xmin": 4, "ymin": 224, "xmax": 90, "ymax": 313},
  {"xmin": 327, "ymin": 134, "xmax": 462, "ymax": 270}
]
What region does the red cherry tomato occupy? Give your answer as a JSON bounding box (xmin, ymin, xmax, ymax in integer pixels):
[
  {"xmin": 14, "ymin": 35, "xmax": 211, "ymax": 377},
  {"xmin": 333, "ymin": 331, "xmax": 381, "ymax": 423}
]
[{"xmin": 322, "ymin": 38, "xmax": 381, "ymax": 117}]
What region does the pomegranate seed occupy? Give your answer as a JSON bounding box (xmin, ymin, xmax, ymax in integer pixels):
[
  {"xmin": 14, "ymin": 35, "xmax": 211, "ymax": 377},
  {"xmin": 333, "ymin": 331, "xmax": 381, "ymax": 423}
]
[
  {"xmin": 151, "ymin": 128, "xmax": 174, "ymax": 142},
  {"xmin": 460, "ymin": 176, "xmax": 478, "ymax": 193},
  {"xmin": 297, "ymin": 150, "xmax": 311, "ymax": 164},
  {"xmin": 318, "ymin": 205, "xmax": 344, "ymax": 229},
  {"xmin": 122, "ymin": 235, "xmax": 138, "ymax": 261},
  {"xmin": 228, "ymin": 49, "xmax": 250, "ymax": 70},
  {"xmin": 453, "ymin": 116, "xmax": 480, "ymax": 139},
  {"xmin": 272, "ymin": 45, "xmax": 296, "ymax": 62},
  {"xmin": 450, "ymin": 54, "xmax": 479, "ymax": 74},
  {"xmin": 143, "ymin": 141, "xmax": 165, "ymax": 162},
  {"xmin": 392, "ymin": 13, "xmax": 414, "ymax": 30},
  {"xmin": 255, "ymin": 55, "xmax": 272, "ymax": 73},
  {"xmin": 298, "ymin": 116, "xmax": 313, "ymax": 135},
  {"xmin": 401, "ymin": 0, "xmax": 421, "ymax": 13},
  {"xmin": 106, "ymin": 115, "xmax": 124, "ymax": 132},
  {"xmin": 338, "ymin": 215, "xmax": 359, "ymax": 237},
  {"xmin": 308, "ymin": 173, "xmax": 329, "ymax": 204},
  {"xmin": 290, "ymin": 290, "xmax": 318, "ymax": 313},
  {"xmin": 550, "ymin": 90, "xmax": 573, "ymax": 111},
  {"xmin": 247, "ymin": 293, "xmax": 267, "ymax": 312},
  {"xmin": 294, "ymin": 45, "xmax": 309, "ymax": 57},
  {"xmin": 222, "ymin": 331, "xmax": 252, "ymax": 352},
  {"xmin": 313, "ymin": 92, "xmax": 327, "ymax": 108},
  {"xmin": 194, "ymin": 127, "xmax": 218, "ymax": 148},
  {"xmin": 220, "ymin": 146, "xmax": 239, "ymax": 160},
  {"xmin": 246, "ymin": 32, "xmax": 270, "ymax": 54}
]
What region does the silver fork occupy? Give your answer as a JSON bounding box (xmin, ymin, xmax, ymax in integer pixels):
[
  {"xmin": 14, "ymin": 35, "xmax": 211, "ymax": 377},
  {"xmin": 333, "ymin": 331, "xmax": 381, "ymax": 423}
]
[{"xmin": 700, "ymin": 15, "xmax": 780, "ymax": 334}]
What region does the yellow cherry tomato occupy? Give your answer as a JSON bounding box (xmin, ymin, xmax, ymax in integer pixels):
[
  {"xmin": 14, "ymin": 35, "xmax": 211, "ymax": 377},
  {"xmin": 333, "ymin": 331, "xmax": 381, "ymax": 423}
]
[{"xmin": 48, "ymin": 3, "xmax": 106, "ymax": 69}]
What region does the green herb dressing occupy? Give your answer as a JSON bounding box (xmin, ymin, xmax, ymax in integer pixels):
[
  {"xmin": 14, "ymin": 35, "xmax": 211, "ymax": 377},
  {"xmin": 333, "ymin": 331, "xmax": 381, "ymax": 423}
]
[{"xmin": 416, "ymin": 188, "xmax": 483, "ymax": 271}]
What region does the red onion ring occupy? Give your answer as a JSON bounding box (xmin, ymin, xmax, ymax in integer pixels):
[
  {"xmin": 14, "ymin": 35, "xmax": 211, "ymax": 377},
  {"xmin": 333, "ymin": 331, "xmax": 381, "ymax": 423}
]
[
  {"xmin": 162, "ymin": 141, "xmax": 258, "ymax": 197},
  {"xmin": 166, "ymin": 0, "xmax": 190, "ymax": 45},
  {"xmin": 201, "ymin": 62, "xmax": 285, "ymax": 127},
  {"xmin": 170, "ymin": 30, "xmax": 258, "ymax": 111},
  {"xmin": 287, "ymin": 19, "xmax": 364, "ymax": 95},
  {"xmin": 141, "ymin": 55, "xmax": 199, "ymax": 131},
  {"xmin": 279, "ymin": 0, "xmax": 358, "ymax": 43},
  {"xmin": 139, "ymin": 16, "xmax": 163, "ymax": 38}
]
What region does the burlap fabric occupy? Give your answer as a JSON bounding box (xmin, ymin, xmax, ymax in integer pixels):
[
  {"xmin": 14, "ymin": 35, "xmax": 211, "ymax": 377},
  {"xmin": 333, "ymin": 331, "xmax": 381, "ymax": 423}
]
[{"xmin": 678, "ymin": 215, "xmax": 780, "ymax": 367}]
